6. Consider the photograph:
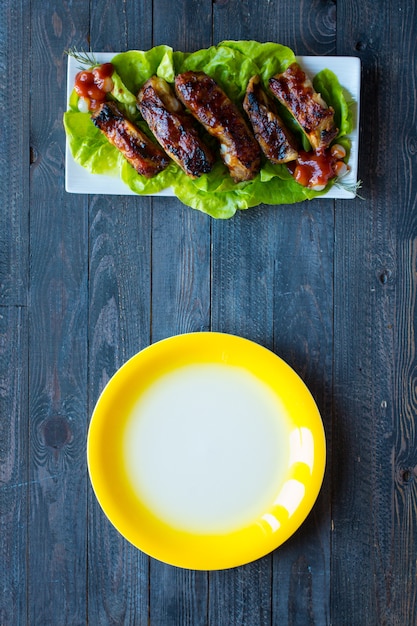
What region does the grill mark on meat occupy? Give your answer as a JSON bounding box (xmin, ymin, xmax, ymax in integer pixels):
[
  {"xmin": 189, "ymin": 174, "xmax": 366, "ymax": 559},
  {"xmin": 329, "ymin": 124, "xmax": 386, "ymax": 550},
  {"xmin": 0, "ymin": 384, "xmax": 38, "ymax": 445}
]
[
  {"xmin": 269, "ymin": 63, "xmax": 338, "ymax": 151},
  {"xmin": 243, "ymin": 75, "xmax": 299, "ymax": 164},
  {"xmin": 174, "ymin": 71, "xmax": 261, "ymax": 182},
  {"xmin": 91, "ymin": 101, "xmax": 169, "ymax": 178},
  {"xmin": 137, "ymin": 76, "xmax": 214, "ymax": 179}
]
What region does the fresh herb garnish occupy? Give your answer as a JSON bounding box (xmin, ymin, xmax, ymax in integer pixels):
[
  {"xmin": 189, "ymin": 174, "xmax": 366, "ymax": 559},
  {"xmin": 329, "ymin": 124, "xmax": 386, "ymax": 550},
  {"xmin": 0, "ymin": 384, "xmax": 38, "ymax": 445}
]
[
  {"xmin": 65, "ymin": 47, "xmax": 99, "ymax": 70},
  {"xmin": 335, "ymin": 178, "xmax": 364, "ymax": 199}
]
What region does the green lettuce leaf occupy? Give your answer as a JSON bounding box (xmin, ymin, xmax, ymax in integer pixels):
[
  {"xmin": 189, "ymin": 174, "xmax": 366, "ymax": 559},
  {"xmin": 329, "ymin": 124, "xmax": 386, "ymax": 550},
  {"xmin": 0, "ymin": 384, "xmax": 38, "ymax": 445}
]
[
  {"xmin": 111, "ymin": 71, "xmax": 137, "ymax": 108},
  {"xmin": 121, "ymin": 159, "xmax": 183, "ymax": 195},
  {"xmin": 174, "ymin": 45, "xmax": 258, "ymax": 102},
  {"xmin": 111, "ymin": 46, "xmax": 175, "ymax": 92},
  {"xmin": 219, "ymin": 40, "xmax": 296, "ymax": 82},
  {"xmin": 64, "ymin": 41, "xmax": 353, "ymax": 219},
  {"xmin": 313, "ymin": 69, "xmax": 353, "ymax": 137}
]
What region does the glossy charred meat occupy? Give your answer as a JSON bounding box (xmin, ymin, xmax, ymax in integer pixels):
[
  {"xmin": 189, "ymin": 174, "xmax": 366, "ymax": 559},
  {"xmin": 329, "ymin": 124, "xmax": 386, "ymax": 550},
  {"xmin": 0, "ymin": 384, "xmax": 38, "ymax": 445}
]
[
  {"xmin": 243, "ymin": 75, "xmax": 299, "ymax": 164},
  {"xmin": 269, "ymin": 63, "xmax": 338, "ymax": 151},
  {"xmin": 137, "ymin": 76, "xmax": 215, "ymax": 178},
  {"xmin": 174, "ymin": 71, "xmax": 261, "ymax": 182},
  {"xmin": 91, "ymin": 101, "xmax": 169, "ymax": 177}
]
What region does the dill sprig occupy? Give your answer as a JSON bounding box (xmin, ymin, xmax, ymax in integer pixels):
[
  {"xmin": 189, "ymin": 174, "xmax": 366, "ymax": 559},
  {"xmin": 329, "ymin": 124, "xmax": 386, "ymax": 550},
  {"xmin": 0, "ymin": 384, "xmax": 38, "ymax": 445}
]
[
  {"xmin": 335, "ymin": 178, "xmax": 364, "ymax": 199},
  {"xmin": 65, "ymin": 47, "xmax": 99, "ymax": 69}
]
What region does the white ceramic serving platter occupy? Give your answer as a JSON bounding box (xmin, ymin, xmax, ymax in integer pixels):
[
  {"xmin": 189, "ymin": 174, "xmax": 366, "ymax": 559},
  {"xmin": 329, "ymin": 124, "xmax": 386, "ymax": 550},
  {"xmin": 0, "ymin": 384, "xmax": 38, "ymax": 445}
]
[{"xmin": 65, "ymin": 53, "xmax": 361, "ymax": 200}]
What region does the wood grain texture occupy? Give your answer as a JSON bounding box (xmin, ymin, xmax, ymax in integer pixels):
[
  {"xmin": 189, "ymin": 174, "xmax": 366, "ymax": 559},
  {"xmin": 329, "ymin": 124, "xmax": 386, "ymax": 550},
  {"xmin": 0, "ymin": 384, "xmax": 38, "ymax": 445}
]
[
  {"xmin": 0, "ymin": 0, "xmax": 30, "ymax": 304},
  {"xmin": 28, "ymin": 2, "xmax": 89, "ymax": 623},
  {"xmin": 211, "ymin": 207, "xmax": 275, "ymax": 346},
  {"xmin": 209, "ymin": 558, "xmax": 273, "ymax": 626},
  {"xmin": 212, "ymin": 0, "xmax": 336, "ymax": 54},
  {"xmin": 333, "ymin": 1, "xmax": 417, "ymax": 624},
  {"xmin": 270, "ymin": 204, "xmax": 333, "ymax": 626},
  {"xmin": 87, "ymin": 196, "xmax": 152, "ymax": 625},
  {"xmin": 150, "ymin": 204, "xmax": 212, "ymax": 342},
  {"xmin": 149, "ymin": 562, "xmax": 209, "ymax": 626},
  {"xmin": 0, "ymin": 307, "xmax": 28, "ymax": 625}
]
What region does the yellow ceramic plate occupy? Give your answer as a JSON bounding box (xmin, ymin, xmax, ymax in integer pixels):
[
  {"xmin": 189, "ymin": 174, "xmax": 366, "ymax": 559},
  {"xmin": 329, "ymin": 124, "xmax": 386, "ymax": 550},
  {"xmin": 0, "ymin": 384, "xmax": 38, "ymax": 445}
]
[{"xmin": 87, "ymin": 332, "xmax": 326, "ymax": 570}]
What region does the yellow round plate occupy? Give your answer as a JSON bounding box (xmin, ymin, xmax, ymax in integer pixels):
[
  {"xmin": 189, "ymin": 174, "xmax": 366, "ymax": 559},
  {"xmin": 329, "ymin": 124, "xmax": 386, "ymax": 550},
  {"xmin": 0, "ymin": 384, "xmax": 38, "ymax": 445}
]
[{"xmin": 87, "ymin": 332, "xmax": 326, "ymax": 570}]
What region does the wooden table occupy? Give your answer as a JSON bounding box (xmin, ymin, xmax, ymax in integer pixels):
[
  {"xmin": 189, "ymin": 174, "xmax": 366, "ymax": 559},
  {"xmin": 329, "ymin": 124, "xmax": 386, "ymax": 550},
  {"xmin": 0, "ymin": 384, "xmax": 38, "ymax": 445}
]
[{"xmin": 1, "ymin": 0, "xmax": 416, "ymax": 624}]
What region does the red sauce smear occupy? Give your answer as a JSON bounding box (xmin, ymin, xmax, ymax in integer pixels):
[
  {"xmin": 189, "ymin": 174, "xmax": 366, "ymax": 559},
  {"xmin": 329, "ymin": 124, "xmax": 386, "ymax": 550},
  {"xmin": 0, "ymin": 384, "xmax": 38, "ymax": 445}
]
[
  {"xmin": 74, "ymin": 63, "xmax": 114, "ymax": 111},
  {"xmin": 288, "ymin": 149, "xmax": 336, "ymax": 189}
]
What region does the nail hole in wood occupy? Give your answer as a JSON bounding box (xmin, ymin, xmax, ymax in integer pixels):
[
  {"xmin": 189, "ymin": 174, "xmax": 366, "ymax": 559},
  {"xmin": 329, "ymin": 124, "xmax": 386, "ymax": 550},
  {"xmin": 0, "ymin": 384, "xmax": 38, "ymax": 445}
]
[
  {"xmin": 401, "ymin": 469, "xmax": 412, "ymax": 483},
  {"xmin": 379, "ymin": 270, "xmax": 390, "ymax": 284},
  {"xmin": 30, "ymin": 146, "xmax": 38, "ymax": 165}
]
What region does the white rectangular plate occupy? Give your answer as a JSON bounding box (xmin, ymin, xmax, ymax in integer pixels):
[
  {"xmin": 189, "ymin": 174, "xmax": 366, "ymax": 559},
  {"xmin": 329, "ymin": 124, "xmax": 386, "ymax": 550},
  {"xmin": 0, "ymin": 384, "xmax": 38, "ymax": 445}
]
[{"xmin": 65, "ymin": 53, "xmax": 361, "ymax": 200}]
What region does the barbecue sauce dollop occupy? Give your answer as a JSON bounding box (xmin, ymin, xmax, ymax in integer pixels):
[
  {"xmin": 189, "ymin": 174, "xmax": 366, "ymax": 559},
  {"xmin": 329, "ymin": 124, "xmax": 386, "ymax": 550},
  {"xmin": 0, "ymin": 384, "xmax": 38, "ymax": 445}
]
[
  {"xmin": 288, "ymin": 144, "xmax": 348, "ymax": 190},
  {"xmin": 74, "ymin": 63, "xmax": 114, "ymax": 111}
]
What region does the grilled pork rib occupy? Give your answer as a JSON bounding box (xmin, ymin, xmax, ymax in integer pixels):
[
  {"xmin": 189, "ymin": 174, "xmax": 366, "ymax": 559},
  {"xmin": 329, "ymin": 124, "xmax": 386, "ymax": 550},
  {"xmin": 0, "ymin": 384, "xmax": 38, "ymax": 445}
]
[
  {"xmin": 243, "ymin": 75, "xmax": 298, "ymax": 164},
  {"xmin": 91, "ymin": 101, "xmax": 169, "ymax": 177},
  {"xmin": 137, "ymin": 76, "xmax": 214, "ymax": 178},
  {"xmin": 174, "ymin": 71, "xmax": 261, "ymax": 182},
  {"xmin": 269, "ymin": 63, "xmax": 338, "ymax": 151}
]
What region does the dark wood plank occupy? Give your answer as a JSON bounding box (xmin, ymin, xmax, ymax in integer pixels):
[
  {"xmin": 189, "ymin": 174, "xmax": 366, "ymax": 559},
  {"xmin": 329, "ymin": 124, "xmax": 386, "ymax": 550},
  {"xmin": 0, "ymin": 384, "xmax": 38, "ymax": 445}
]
[
  {"xmin": 211, "ymin": 207, "xmax": 275, "ymax": 346},
  {"xmin": 212, "ymin": 0, "xmax": 336, "ymax": 54},
  {"xmin": 27, "ymin": 2, "xmax": 90, "ymax": 623},
  {"xmin": 0, "ymin": 2, "xmax": 30, "ymax": 621},
  {"xmin": 150, "ymin": 205, "xmax": 212, "ymax": 342},
  {"xmin": 148, "ymin": 562, "xmax": 209, "ymax": 626},
  {"xmin": 28, "ymin": 204, "xmax": 88, "ymax": 624},
  {"xmin": 210, "ymin": 2, "xmax": 336, "ymax": 624},
  {"xmin": 86, "ymin": 4, "xmax": 154, "ymax": 625},
  {"xmin": 147, "ymin": 2, "xmax": 213, "ymax": 624},
  {"xmin": 269, "ymin": 205, "xmax": 333, "ymax": 626},
  {"xmin": 152, "ymin": 0, "xmax": 213, "ymax": 49},
  {"xmin": 267, "ymin": 151, "xmax": 334, "ymax": 617},
  {"xmin": 0, "ymin": 307, "xmax": 28, "ymax": 625},
  {"xmin": 87, "ymin": 196, "xmax": 152, "ymax": 626},
  {"xmin": 0, "ymin": 0, "xmax": 29, "ymax": 305},
  {"xmin": 209, "ymin": 557, "xmax": 273, "ymax": 626},
  {"xmin": 332, "ymin": 1, "xmax": 417, "ymax": 624}
]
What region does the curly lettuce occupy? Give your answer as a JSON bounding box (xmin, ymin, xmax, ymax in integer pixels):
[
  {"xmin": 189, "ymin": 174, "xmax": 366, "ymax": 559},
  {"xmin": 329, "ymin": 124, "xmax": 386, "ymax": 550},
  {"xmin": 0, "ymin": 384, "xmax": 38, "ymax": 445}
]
[{"xmin": 63, "ymin": 41, "xmax": 353, "ymax": 219}]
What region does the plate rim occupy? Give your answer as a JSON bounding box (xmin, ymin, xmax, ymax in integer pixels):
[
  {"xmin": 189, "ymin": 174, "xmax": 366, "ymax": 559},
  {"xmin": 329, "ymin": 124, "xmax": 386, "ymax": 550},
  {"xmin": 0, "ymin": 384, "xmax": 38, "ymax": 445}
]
[{"xmin": 87, "ymin": 331, "xmax": 326, "ymax": 570}]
